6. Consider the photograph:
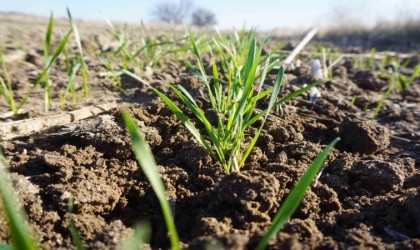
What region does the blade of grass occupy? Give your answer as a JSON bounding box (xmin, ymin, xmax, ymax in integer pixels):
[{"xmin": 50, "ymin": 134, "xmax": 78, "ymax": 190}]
[
  {"xmin": 60, "ymin": 61, "xmax": 81, "ymax": 108},
  {"xmin": 169, "ymin": 84, "xmax": 225, "ymax": 166},
  {"xmin": 44, "ymin": 13, "xmax": 53, "ymax": 60},
  {"xmin": 274, "ymin": 80, "xmax": 322, "ymax": 105},
  {"xmin": 255, "ymin": 137, "xmax": 340, "ymax": 250},
  {"xmin": 121, "ymin": 70, "xmax": 215, "ymax": 160},
  {"xmin": 42, "ymin": 12, "xmax": 54, "ymax": 111},
  {"xmin": 67, "ymin": 196, "xmax": 86, "ymax": 250},
  {"xmin": 372, "ymin": 87, "xmax": 392, "ymax": 119},
  {"xmin": 17, "ymin": 29, "xmax": 72, "ymax": 111},
  {"xmin": 67, "ymin": 7, "xmax": 89, "ymax": 98},
  {"xmin": 0, "ymin": 156, "xmax": 38, "ymax": 250},
  {"xmin": 226, "ymin": 38, "xmax": 259, "ymax": 133},
  {"xmin": 0, "ymin": 47, "xmax": 17, "ymax": 114},
  {"xmin": 239, "ymin": 66, "xmax": 284, "ymax": 167},
  {"xmin": 123, "ymin": 111, "xmax": 180, "ymax": 250},
  {"xmin": 188, "ymin": 35, "xmax": 217, "ymax": 108}
]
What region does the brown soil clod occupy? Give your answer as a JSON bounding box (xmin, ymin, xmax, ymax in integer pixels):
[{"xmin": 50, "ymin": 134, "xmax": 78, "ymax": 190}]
[
  {"xmin": 350, "ymin": 160, "xmax": 405, "ymax": 195},
  {"xmin": 217, "ymin": 170, "xmax": 280, "ymax": 215},
  {"xmin": 339, "ymin": 115, "xmax": 390, "ymax": 154},
  {"xmin": 354, "ymin": 70, "xmax": 388, "ymax": 91}
]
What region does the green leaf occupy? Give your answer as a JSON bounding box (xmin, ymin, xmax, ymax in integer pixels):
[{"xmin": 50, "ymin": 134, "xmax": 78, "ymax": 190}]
[
  {"xmin": 256, "ymin": 138, "xmax": 340, "ymax": 250},
  {"xmin": 275, "ymin": 80, "xmax": 322, "ymax": 105},
  {"xmin": 121, "ymin": 70, "xmax": 214, "ymax": 159},
  {"xmin": 67, "ymin": 7, "xmax": 84, "ymax": 58},
  {"xmin": 227, "ymin": 39, "xmax": 259, "ymax": 132},
  {"xmin": 18, "ymin": 29, "xmax": 73, "ymax": 110},
  {"xmin": 123, "ymin": 112, "xmax": 180, "ymax": 250},
  {"xmin": 44, "ymin": 12, "xmax": 54, "ymax": 62},
  {"xmin": 169, "ymin": 84, "xmax": 224, "ymax": 165},
  {"xmin": 239, "ymin": 66, "xmax": 284, "ymax": 167},
  {"xmin": 66, "ymin": 7, "xmax": 89, "ymax": 97},
  {"xmin": 177, "ymin": 85, "xmax": 198, "ymax": 108},
  {"xmin": 67, "ymin": 196, "xmax": 86, "ymax": 250},
  {"xmin": 0, "ymin": 157, "xmax": 38, "ymax": 250}
]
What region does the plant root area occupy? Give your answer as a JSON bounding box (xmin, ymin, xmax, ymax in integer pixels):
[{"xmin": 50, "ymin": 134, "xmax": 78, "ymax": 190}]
[{"xmin": 1, "ymin": 13, "xmax": 419, "ymax": 249}]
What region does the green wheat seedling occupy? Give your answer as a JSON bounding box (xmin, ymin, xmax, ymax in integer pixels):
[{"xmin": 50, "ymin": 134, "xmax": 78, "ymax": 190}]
[
  {"xmin": 60, "ymin": 30, "xmax": 73, "ymax": 76},
  {"xmin": 372, "ymin": 59, "xmax": 420, "ymax": 119},
  {"xmin": 0, "ymin": 156, "xmax": 38, "ymax": 250},
  {"xmin": 103, "ymin": 18, "xmax": 189, "ymax": 74},
  {"xmin": 40, "ymin": 12, "xmax": 56, "ymax": 111},
  {"xmin": 133, "ymin": 35, "xmax": 190, "ymax": 69},
  {"xmin": 42, "ymin": 12, "xmax": 55, "ymax": 111},
  {"xmin": 353, "ymin": 48, "xmax": 376, "ymax": 70},
  {"xmin": 212, "ymin": 26, "xmax": 257, "ymax": 69},
  {"xmin": 17, "ymin": 29, "xmax": 72, "ymax": 112},
  {"xmin": 0, "ymin": 46, "xmax": 17, "ymax": 115},
  {"xmin": 60, "ymin": 59, "xmax": 81, "ymax": 108},
  {"xmin": 256, "ymin": 138, "xmax": 340, "ymax": 250},
  {"xmin": 115, "ymin": 23, "xmax": 133, "ymax": 70},
  {"xmin": 183, "ymin": 34, "xmax": 320, "ymax": 171},
  {"xmin": 67, "ymin": 7, "xmax": 89, "ymax": 98},
  {"xmin": 98, "ymin": 54, "xmax": 122, "ymax": 88},
  {"xmin": 135, "ymin": 21, "xmax": 170, "ymax": 68},
  {"xmin": 67, "ymin": 196, "xmax": 86, "ymax": 250},
  {"xmin": 368, "ymin": 48, "xmax": 376, "ymax": 70},
  {"xmin": 379, "ymin": 53, "xmax": 390, "ymax": 71},
  {"xmin": 123, "ymin": 111, "xmax": 180, "ymax": 250},
  {"xmin": 212, "ymin": 27, "xmax": 284, "ymax": 78},
  {"xmin": 131, "ymin": 21, "xmax": 191, "ymax": 70},
  {"xmin": 323, "ymin": 48, "xmax": 344, "ymax": 79},
  {"xmin": 122, "ymin": 38, "xmax": 278, "ymax": 172},
  {"xmin": 104, "ymin": 18, "xmax": 140, "ymax": 71},
  {"xmin": 123, "ymin": 34, "xmax": 322, "ymax": 172}
]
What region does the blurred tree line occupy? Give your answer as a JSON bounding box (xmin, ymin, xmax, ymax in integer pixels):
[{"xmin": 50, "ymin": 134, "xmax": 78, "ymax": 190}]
[{"xmin": 151, "ymin": 0, "xmax": 217, "ymax": 27}]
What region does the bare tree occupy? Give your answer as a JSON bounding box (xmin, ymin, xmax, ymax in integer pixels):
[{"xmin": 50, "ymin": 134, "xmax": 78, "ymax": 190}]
[
  {"xmin": 151, "ymin": 0, "xmax": 193, "ymax": 25},
  {"xmin": 191, "ymin": 8, "xmax": 217, "ymax": 27}
]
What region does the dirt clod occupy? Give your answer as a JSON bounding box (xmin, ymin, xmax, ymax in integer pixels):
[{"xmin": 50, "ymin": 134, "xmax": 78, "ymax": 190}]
[
  {"xmin": 339, "ymin": 115, "xmax": 390, "ymax": 154},
  {"xmin": 350, "ymin": 160, "xmax": 405, "ymax": 195}
]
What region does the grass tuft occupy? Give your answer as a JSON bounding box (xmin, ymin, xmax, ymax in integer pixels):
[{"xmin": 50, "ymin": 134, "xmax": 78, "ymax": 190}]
[{"xmin": 123, "ymin": 31, "xmax": 322, "ymax": 172}]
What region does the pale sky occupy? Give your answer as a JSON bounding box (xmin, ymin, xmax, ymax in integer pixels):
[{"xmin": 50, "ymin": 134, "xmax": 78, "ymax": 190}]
[{"xmin": 0, "ymin": 0, "xmax": 419, "ymax": 30}]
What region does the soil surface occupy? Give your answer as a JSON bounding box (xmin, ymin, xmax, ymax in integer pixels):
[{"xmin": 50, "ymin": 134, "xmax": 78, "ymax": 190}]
[{"xmin": 1, "ymin": 13, "xmax": 419, "ymax": 249}]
